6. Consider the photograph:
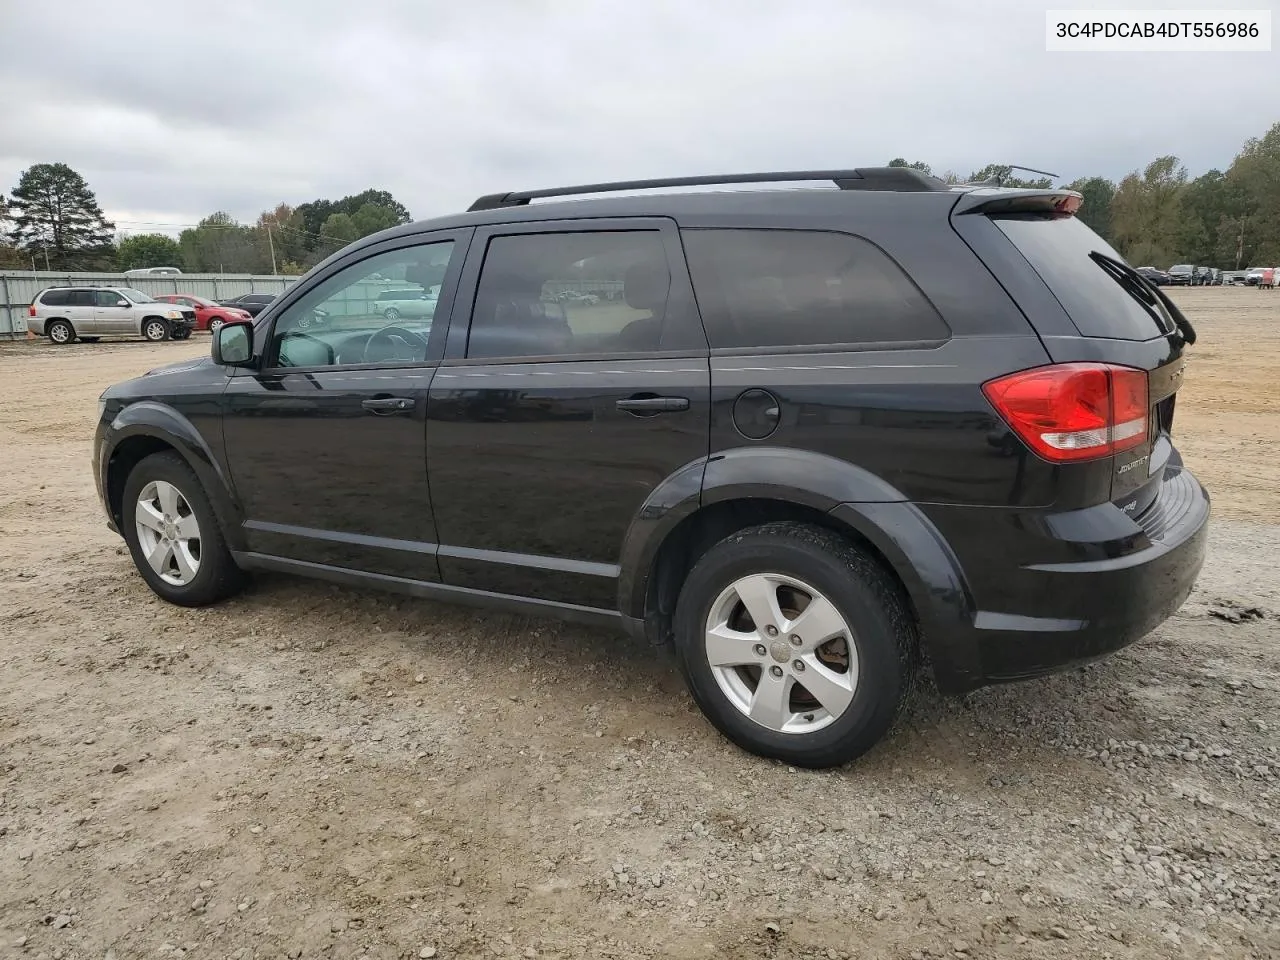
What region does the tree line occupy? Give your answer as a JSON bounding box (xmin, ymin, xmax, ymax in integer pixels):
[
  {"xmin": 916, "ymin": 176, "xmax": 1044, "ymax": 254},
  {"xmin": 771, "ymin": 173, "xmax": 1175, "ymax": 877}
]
[
  {"xmin": 888, "ymin": 121, "xmax": 1279, "ymax": 269},
  {"xmin": 0, "ymin": 164, "xmax": 411, "ymax": 275},
  {"xmin": 3, "ymin": 120, "xmax": 1277, "ymax": 275}
]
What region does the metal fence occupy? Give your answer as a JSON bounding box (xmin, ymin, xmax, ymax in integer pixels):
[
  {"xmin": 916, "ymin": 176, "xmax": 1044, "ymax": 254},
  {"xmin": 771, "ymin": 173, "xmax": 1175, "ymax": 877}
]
[{"xmin": 0, "ymin": 272, "xmax": 302, "ymax": 339}]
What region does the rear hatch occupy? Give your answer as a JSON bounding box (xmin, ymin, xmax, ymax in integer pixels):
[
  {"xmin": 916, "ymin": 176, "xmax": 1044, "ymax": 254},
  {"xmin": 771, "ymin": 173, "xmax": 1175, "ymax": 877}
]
[{"xmin": 957, "ymin": 197, "xmax": 1192, "ymax": 517}]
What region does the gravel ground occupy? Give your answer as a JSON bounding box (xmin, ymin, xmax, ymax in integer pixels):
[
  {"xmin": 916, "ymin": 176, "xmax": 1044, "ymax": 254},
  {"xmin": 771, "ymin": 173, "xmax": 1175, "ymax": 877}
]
[{"xmin": 0, "ymin": 288, "xmax": 1277, "ymax": 960}]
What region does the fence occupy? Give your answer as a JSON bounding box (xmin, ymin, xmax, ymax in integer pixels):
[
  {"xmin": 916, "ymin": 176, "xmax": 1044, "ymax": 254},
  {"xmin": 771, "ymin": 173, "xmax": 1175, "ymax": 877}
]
[{"xmin": 0, "ymin": 272, "xmax": 302, "ymax": 339}]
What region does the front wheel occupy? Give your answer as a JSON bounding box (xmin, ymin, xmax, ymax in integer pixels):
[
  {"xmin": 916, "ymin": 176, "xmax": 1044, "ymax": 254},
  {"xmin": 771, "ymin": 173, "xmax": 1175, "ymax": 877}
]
[
  {"xmin": 208, "ymin": 318, "xmax": 224, "ymax": 335},
  {"xmin": 143, "ymin": 319, "xmax": 170, "ymax": 342},
  {"xmin": 673, "ymin": 522, "xmax": 914, "ymax": 768},
  {"xmin": 383, "ymin": 307, "xmax": 401, "ymax": 321},
  {"xmin": 121, "ymin": 452, "xmax": 245, "ymax": 606}
]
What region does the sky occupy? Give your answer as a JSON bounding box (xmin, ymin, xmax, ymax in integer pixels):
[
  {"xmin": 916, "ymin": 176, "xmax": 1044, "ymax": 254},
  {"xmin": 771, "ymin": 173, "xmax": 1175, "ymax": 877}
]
[{"xmin": 0, "ymin": 0, "xmax": 1275, "ymax": 237}]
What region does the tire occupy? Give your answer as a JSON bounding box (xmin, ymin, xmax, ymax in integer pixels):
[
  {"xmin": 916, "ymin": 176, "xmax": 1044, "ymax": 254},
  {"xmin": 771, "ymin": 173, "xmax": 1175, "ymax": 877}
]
[
  {"xmin": 208, "ymin": 318, "xmax": 224, "ymax": 335},
  {"xmin": 47, "ymin": 320, "xmax": 76, "ymax": 345},
  {"xmin": 383, "ymin": 307, "xmax": 401, "ymax": 321},
  {"xmin": 143, "ymin": 318, "xmax": 170, "ymax": 342},
  {"xmin": 121, "ymin": 451, "xmax": 245, "ymax": 607},
  {"xmin": 673, "ymin": 522, "xmax": 914, "ymax": 768}
]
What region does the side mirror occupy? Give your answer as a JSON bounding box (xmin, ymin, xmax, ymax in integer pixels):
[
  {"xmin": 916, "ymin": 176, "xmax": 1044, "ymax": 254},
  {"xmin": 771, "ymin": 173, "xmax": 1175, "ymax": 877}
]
[
  {"xmin": 213, "ymin": 320, "xmax": 255, "ymax": 367},
  {"xmin": 116, "ymin": 299, "xmax": 129, "ymax": 307}
]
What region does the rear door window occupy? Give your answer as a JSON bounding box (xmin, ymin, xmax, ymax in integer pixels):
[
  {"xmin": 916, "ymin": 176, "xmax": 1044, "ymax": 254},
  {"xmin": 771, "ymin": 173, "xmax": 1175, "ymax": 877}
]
[
  {"xmin": 67, "ymin": 290, "xmax": 96, "ymax": 307},
  {"xmin": 680, "ymin": 228, "xmax": 948, "ymax": 350},
  {"xmin": 993, "ymin": 215, "xmax": 1173, "ymax": 341}
]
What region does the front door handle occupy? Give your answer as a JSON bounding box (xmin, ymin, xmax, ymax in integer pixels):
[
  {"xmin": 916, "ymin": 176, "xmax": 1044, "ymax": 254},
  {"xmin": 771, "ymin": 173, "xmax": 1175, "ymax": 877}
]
[
  {"xmin": 615, "ymin": 395, "xmax": 690, "ymax": 414},
  {"xmin": 362, "ymin": 396, "xmax": 414, "ymax": 415}
]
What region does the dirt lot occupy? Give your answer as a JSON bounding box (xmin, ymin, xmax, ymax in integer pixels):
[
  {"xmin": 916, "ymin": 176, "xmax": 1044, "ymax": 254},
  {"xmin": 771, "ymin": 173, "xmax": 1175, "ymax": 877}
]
[{"xmin": 1, "ymin": 287, "xmax": 1278, "ymax": 960}]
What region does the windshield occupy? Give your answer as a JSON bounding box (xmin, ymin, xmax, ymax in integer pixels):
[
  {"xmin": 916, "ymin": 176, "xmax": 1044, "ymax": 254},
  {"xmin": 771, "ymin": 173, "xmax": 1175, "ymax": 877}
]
[
  {"xmin": 1169, "ymin": 265, "xmax": 1193, "ymax": 273},
  {"xmin": 993, "ymin": 215, "xmax": 1175, "ymax": 342},
  {"xmin": 122, "ymin": 288, "xmax": 158, "ymax": 303}
]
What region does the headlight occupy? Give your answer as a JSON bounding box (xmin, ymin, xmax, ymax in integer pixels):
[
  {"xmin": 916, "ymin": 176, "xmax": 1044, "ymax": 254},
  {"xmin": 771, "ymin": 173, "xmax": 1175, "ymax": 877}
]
[{"xmin": 166, "ymin": 310, "xmax": 182, "ymax": 319}]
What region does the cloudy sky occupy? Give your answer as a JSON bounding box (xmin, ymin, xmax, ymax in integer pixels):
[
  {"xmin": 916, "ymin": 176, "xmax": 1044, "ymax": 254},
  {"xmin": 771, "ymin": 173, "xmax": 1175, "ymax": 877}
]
[{"xmin": 0, "ymin": 0, "xmax": 1274, "ymax": 236}]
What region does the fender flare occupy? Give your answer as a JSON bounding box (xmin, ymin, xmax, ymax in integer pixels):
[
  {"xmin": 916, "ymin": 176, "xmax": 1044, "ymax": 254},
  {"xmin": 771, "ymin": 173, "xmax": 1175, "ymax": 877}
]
[
  {"xmin": 104, "ymin": 402, "xmax": 245, "ymax": 549},
  {"xmin": 616, "ymin": 446, "xmax": 975, "ymax": 685}
]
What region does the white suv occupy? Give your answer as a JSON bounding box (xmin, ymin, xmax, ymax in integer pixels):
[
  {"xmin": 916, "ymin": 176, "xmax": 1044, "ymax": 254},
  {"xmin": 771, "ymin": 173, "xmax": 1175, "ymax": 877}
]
[{"xmin": 28, "ymin": 286, "xmax": 197, "ymax": 344}]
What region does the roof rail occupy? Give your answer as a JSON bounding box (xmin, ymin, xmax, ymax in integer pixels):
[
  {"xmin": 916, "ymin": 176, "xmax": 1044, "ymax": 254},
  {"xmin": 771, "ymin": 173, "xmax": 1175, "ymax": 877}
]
[{"xmin": 467, "ymin": 167, "xmax": 949, "ymax": 211}]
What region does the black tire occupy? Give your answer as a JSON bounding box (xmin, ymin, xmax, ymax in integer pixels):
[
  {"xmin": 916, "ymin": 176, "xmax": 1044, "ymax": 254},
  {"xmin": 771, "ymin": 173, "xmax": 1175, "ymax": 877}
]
[
  {"xmin": 142, "ymin": 318, "xmax": 171, "ymax": 342},
  {"xmin": 47, "ymin": 320, "xmax": 76, "ymax": 345},
  {"xmin": 208, "ymin": 318, "xmax": 225, "ymax": 335},
  {"xmin": 673, "ymin": 522, "xmax": 914, "ymax": 768},
  {"xmin": 172, "ymin": 328, "xmax": 191, "ymax": 341},
  {"xmin": 121, "ymin": 451, "xmax": 245, "ymax": 607},
  {"xmin": 383, "ymin": 307, "xmax": 401, "ymax": 321}
]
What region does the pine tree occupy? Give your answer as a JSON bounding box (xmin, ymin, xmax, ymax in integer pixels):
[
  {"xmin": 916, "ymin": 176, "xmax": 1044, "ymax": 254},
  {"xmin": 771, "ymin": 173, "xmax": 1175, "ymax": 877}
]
[{"xmin": 7, "ymin": 163, "xmax": 116, "ymax": 270}]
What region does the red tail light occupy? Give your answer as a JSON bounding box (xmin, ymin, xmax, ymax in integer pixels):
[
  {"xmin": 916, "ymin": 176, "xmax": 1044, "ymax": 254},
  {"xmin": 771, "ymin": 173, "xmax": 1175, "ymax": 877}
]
[
  {"xmin": 28, "ymin": 304, "xmax": 36, "ymax": 317},
  {"xmin": 983, "ymin": 363, "xmax": 1148, "ymax": 463}
]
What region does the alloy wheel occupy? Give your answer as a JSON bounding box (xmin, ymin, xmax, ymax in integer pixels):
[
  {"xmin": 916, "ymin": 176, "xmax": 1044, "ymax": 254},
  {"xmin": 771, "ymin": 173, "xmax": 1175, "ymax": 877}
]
[{"xmin": 134, "ymin": 480, "xmax": 201, "ymax": 586}]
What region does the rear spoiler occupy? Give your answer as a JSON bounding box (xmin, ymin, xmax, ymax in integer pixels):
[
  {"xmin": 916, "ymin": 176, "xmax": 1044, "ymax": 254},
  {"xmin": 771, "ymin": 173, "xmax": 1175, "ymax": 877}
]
[{"xmin": 953, "ymin": 189, "xmax": 1083, "ymax": 216}]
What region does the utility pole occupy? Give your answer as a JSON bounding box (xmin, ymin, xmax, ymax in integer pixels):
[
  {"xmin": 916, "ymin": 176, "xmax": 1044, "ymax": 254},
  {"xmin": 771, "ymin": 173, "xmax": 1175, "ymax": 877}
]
[
  {"xmin": 1236, "ymin": 219, "xmax": 1244, "ymax": 270},
  {"xmin": 266, "ymin": 222, "xmax": 278, "ymax": 275}
]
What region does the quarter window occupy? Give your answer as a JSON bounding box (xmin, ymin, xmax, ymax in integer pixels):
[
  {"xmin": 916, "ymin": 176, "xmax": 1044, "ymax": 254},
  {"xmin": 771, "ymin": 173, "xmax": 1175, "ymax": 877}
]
[
  {"xmin": 466, "ymin": 232, "xmax": 670, "ymax": 360},
  {"xmin": 40, "ymin": 290, "xmax": 69, "ymax": 306},
  {"xmin": 681, "ymin": 229, "xmax": 948, "ymax": 349},
  {"xmin": 269, "ymin": 241, "xmax": 456, "ymax": 368}
]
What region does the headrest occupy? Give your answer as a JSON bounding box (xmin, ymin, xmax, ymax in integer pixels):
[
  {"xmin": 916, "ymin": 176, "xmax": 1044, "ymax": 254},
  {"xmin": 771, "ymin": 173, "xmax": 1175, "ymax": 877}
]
[{"xmin": 624, "ymin": 261, "xmax": 669, "ymax": 312}]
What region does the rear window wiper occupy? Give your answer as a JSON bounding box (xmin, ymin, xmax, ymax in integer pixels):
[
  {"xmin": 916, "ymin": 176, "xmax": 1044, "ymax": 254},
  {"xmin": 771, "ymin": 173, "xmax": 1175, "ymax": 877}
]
[{"xmin": 1089, "ymin": 252, "xmax": 1197, "ymax": 346}]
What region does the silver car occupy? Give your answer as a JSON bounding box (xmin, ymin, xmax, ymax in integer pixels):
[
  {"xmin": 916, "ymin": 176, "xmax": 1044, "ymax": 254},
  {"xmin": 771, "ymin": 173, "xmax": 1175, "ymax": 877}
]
[
  {"xmin": 28, "ymin": 286, "xmax": 197, "ymax": 344},
  {"xmin": 373, "ymin": 288, "xmax": 437, "ymax": 321}
]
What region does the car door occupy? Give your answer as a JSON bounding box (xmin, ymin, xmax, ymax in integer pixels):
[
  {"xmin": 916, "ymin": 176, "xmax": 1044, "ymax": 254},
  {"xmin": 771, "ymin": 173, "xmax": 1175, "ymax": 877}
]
[
  {"xmin": 426, "ymin": 218, "xmax": 711, "ymax": 610},
  {"xmin": 93, "ymin": 289, "xmax": 136, "ymax": 334},
  {"xmin": 65, "ymin": 289, "xmax": 99, "ymax": 333},
  {"xmin": 221, "ymin": 230, "xmax": 469, "ymax": 580}
]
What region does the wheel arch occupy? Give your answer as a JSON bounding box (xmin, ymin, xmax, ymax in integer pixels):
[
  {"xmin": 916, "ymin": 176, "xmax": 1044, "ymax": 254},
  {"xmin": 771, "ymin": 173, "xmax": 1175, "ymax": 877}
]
[
  {"xmin": 617, "ymin": 447, "xmax": 975, "ymax": 686},
  {"xmin": 104, "ymin": 404, "xmax": 244, "ymax": 549}
]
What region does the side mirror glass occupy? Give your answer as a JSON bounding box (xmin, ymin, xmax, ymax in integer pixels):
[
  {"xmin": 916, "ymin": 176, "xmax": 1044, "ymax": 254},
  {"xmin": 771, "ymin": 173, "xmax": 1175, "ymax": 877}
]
[
  {"xmin": 213, "ymin": 320, "xmax": 254, "ymax": 366},
  {"xmin": 116, "ymin": 299, "xmax": 129, "ymax": 307}
]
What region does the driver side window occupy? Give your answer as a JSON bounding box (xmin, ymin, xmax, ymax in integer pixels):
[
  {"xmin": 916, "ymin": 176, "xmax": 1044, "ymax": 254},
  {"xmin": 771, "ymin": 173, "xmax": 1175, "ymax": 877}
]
[{"xmin": 271, "ymin": 240, "xmax": 456, "ymax": 368}]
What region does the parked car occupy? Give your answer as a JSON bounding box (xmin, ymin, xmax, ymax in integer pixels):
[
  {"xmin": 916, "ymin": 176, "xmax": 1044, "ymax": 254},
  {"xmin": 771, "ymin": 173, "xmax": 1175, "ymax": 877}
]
[
  {"xmin": 124, "ymin": 266, "xmax": 183, "ymax": 277},
  {"xmin": 1244, "ymin": 267, "xmax": 1266, "ymax": 286},
  {"xmin": 28, "ymin": 286, "xmax": 196, "ymax": 344},
  {"xmin": 155, "ymin": 294, "xmax": 253, "ymax": 334},
  {"xmin": 1166, "ymin": 264, "xmax": 1194, "ymax": 285},
  {"xmin": 374, "ymin": 288, "xmax": 437, "ymax": 321},
  {"xmin": 1135, "ymin": 266, "xmax": 1171, "ymax": 286},
  {"xmin": 1221, "ymin": 270, "xmax": 1248, "ymax": 286},
  {"xmin": 93, "ymin": 167, "xmax": 1208, "ymax": 768},
  {"xmin": 216, "ymin": 293, "xmax": 278, "ymax": 316}
]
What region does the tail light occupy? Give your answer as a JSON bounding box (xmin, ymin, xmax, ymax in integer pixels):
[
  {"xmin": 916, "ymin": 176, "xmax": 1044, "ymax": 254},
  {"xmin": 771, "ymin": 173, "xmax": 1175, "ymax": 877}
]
[
  {"xmin": 28, "ymin": 304, "xmax": 36, "ymax": 317},
  {"xmin": 983, "ymin": 363, "xmax": 1148, "ymax": 463}
]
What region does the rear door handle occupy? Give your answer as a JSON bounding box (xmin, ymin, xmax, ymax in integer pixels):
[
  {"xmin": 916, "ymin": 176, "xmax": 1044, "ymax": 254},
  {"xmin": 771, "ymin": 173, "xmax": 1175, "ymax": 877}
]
[
  {"xmin": 615, "ymin": 396, "xmax": 690, "ymax": 414},
  {"xmin": 362, "ymin": 396, "xmax": 414, "ymax": 415}
]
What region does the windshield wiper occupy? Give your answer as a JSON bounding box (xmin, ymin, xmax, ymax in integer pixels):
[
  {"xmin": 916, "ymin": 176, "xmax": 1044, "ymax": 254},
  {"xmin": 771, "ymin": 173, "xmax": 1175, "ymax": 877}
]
[{"xmin": 1089, "ymin": 252, "xmax": 1197, "ymax": 346}]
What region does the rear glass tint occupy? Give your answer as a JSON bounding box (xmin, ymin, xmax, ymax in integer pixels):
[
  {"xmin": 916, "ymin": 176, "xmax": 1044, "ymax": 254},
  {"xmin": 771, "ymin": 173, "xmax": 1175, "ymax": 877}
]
[
  {"xmin": 39, "ymin": 289, "xmax": 69, "ymax": 306},
  {"xmin": 993, "ymin": 215, "xmax": 1172, "ymax": 341}
]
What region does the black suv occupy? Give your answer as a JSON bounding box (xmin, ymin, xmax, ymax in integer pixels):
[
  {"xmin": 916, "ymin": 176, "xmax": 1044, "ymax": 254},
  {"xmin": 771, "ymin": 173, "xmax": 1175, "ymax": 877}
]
[{"xmin": 93, "ymin": 168, "xmax": 1209, "ymax": 768}]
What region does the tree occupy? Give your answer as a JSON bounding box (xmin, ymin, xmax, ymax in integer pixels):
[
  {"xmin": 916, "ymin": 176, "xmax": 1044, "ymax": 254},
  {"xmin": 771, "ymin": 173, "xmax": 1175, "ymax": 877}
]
[
  {"xmin": 887, "ymin": 158, "xmax": 933, "ymax": 176},
  {"xmin": 117, "ymin": 233, "xmax": 182, "ymax": 271},
  {"xmin": 1109, "ymin": 156, "xmax": 1189, "ymax": 266},
  {"xmin": 1064, "ymin": 176, "xmax": 1116, "ymax": 242},
  {"xmin": 1227, "ymin": 122, "xmax": 1280, "ymax": 265},
  {"xmin": 6, "ymin": 162, "xmax": 116, "ymax": 269},
  {"xmin": 296, "ymin": 187, "xmax": 411, "ymax": 257},
  {"xmin": 178, "ymin": 212, "xmax": 265, "ymax": 273},
  {"xmin": 320, "ymin": 212, "xmax": 359, "ymax": 245},
  {"xmin": 967, "ymin": 164, "xmax": 1054, "ymax": 189}
]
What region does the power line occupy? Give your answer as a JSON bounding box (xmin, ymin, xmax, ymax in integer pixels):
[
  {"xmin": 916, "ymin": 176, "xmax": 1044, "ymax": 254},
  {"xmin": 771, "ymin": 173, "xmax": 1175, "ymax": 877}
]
[{"xmin": 112, "ymin": 218, "xmax": 354, "ymax": 245}]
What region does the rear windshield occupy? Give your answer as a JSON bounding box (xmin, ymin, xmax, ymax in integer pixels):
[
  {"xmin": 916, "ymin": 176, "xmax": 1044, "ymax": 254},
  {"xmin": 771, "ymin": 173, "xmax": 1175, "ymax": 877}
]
[{"xmin": 994, "ymin": 215, "xmax": 1173, "ymax": 341}]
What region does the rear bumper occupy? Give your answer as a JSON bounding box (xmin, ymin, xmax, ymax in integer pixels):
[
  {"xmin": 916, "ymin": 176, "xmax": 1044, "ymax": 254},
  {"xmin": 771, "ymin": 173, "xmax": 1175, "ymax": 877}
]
[{"xmin": 913, "ymin": 464, "xmax": 1209, "ymax": 693}]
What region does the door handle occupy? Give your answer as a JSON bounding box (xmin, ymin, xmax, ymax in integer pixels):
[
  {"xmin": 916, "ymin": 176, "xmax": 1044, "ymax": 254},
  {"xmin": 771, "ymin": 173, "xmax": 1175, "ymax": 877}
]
[
  {"xmin": 615, "ymin": 395, "xmax": 691, "ymax": 414},
  {"xmin": 362, "ymin": 396, "xmax": 415, "ymax": 415}
]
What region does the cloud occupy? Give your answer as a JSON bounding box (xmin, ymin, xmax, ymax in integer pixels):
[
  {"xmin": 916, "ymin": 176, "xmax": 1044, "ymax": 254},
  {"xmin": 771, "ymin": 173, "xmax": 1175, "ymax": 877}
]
[{"xmin": 0, "ymin": 0, "xmax": 1270, "ymax": 230}]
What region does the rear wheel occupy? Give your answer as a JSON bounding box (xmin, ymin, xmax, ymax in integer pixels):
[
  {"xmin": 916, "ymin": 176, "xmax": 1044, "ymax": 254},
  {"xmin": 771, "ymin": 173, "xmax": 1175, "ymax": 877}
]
[
  {"xmin": 673, "ymin": 522, "xmax": 914, "ymax": 768},
  {"xmin": 383, "ymin": 306, "xmax": 401, "ymax": 321},
  {"xmin": 143, "ymin": 318, "xmax": 170, "ymax": 342},
  {"xmin": 121, "ymin": 451, "xmax": 245, "ymax": 606},
  {"xmin": 47, "ymin": 320, "xmax": 75, "ymax": 345}
]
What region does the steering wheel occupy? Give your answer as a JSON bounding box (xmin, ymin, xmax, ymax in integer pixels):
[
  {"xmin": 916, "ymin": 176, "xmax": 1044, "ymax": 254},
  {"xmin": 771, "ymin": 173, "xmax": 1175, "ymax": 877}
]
[{"xmin": 363, "ymin": 325, "xmax": 428, "ymax": 364}]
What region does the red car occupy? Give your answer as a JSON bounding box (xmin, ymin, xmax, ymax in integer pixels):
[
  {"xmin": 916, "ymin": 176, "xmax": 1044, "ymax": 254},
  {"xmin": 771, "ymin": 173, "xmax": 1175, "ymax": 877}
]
[{"xmin": 154, "ymin": 294, "xmax": 253, "ymax": 333}]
